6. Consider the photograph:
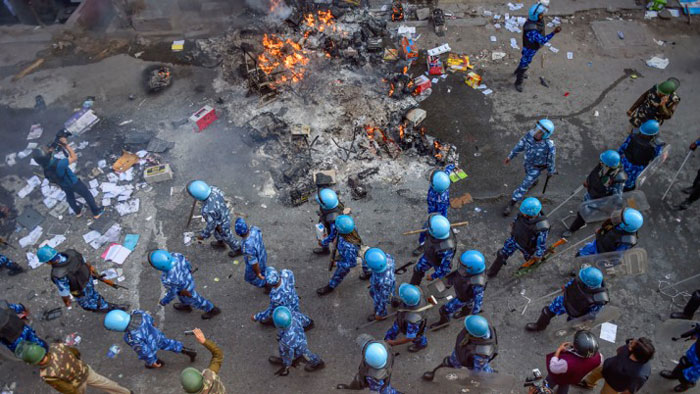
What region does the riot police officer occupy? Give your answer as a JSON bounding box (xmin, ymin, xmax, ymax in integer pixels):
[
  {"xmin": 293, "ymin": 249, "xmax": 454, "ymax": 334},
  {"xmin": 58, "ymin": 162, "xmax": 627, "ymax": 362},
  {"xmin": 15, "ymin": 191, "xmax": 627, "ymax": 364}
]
[
  {"xmin": 410, "ymin": 214, "xmax": 456, "ymax": 287},
  {"xmin": 314, "ymin": 189, "xmax": 345, "ymax": 255},
  {"xmin": 577, "ymin": 208, "xmax": 642, "ymax": 257},
  {"xmin": 385, "ymin": 284, "xmax": 429, "ymax": 353},
  {"xmin": 618, "ymin": 120, "xmax": 666, "ymax": 191},
  {"xmin": 430, "ymin": 250, "xmax": 486, "ymax": 329},
  {"xmin": 337, "ymin": 339, "xmax": 402, "ymax": 393}
]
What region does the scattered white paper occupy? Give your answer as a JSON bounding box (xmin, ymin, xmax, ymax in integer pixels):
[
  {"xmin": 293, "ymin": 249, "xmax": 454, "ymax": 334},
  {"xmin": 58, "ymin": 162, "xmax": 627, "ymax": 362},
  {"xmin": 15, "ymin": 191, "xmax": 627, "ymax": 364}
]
[
  {"xmin": 119, "ymin": 168, "xmax": 134, "ymax": 182},
  {"xmin": 19, "ymin": 226, "xmax": 43, "ymax": 248},
  {"xmin": 89, "ymin": 223, "xmax": 122, "ymax": 249},
  {"xmin": 27, "ymin": 124, "xmax": 43, "ymax": 140},
  {"xmin": 493, "ymin": 14, "xmax": 501, "ymax": 20},
  {"xmin": 89, "ymin": 179, "xmax": 99, "ymax": 189},
  {"xmin": 115, "ymin": 199, "xmax": 140, "ymax": 217},
  {"xmin": 490, "ymin": 35, "xmax": 497, "ymax": 42},
  {"xmin": 183, "ymin": 232, "xmax": 195, "ymax": 245},
  {"xmin": 567, "ymin": 51, "xmax": 573, "ymax": 60},
  {"xmin": 102, "ymin": 198, "xmax": 111, "ymax": 206},
  {"xmin": 644, "ymin": 10, "xmax": 658, "ymax": 19},
  {"xmin": 427, "ymin": 44, "xmax": 451, "ymax": 56},
  {"xmin": 98, "ymin": 160, "xmax": 107, "ymax": 168},
  {"xmin": 669, "ymin": 9, "xmax": 680, "ymax": 17},
  {"xmin": 83, "ymin": 230, "xmax": 102, "ymax": 244},
  {"xmin": 104, "ymin": 244, "xmax": 131, "ymax": 265},
  {"xmin": 76, "ymin": 141, "xmax": 89, "ymax": 150},
  {"xmin": 431, "ymin": 78, "xmax": 439, "ymax": 84},
  {"xmin": 482, "ymin": 89, "xmax": 493, "ymax": 95},
  {"xmin": 600, "ymin": 322, "xmax": 617, "ymax": 343},
  {"xmin": 101, "ymin": 268, "xmax": 120, "ymax": 280},
  {"xmin": 507, "ymin": 2, "xmax": 524, "ymax": 11},
  {"xmin": 476, "ymin": 84, "xmax": 488, "ymax": 90},
  {"xmin": 5, "ymin": 153, "xmax": 16, "ymax": 166},
  {"xmin": 107, "ymin": 173, "xmax": 119, "ymax": 183},
  {"xmin": 548, "ymin": 46, "xmax": 559, "ymax": 53},
  {"xmin": 510, "ymin": 38, "xmax": 519, "ymax": 49},
  {"xmin": 397, "ymin": 25, "xmax": 416, "ymax": 37},
  {"xmin": 646, "ymin": 56, "xmax": 669, "ymax": 69},
  {"xmin": 118, "ymin": 120, "xmax": 133, "ymax": 126},
  {"xmin": 136, "ymin": 150, "xmax": 148, "ymax": 158},
  {"xmin": 492, "ymin": 51, "xmax": 506, "ymax": 60},
  {"xmin": 43, "ymin": 197, "xmax": 58, "ymax": 209},
  {"xmin": 90, "ymin": 188, "xmax": 99, "ymax": 198},
  {"xmin": 18, "ymin": 176, "xmax": 41, "ymax": 198},
  {"xmin": 27, "ymin": 252, "xmax": 41, "ymax": 269},
  {"xmin": 494, "ymin": 23, "xmax": 501, "ymax": 29},
  {"xmin": 30, "ymin": 158, "xmax": 38, "ymax": 166},
  {"xmin": 44, "ymin": 235, "xmax": 66, "ymax": 248}
]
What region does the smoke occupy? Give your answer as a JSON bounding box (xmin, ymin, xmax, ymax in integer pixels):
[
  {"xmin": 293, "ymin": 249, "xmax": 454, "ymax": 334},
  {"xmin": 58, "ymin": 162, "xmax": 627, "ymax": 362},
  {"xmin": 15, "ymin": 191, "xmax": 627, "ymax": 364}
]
[{"xmin": 245, "ymin": 0, "xmax": 292, "ymax": 20}]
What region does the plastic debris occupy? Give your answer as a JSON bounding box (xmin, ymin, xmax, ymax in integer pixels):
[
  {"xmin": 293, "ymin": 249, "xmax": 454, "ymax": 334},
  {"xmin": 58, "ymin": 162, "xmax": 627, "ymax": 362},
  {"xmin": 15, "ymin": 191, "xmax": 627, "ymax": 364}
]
[
  {"xmin": 65, "ymin": 332, "xmax": 81, "ymax": 346},
  {"xmin": 107, "ymin": 345, "xmax": 121, "ymax": 358},
  {"xmin": 646, "ymin": 56, "xmax": 669, "ymax": 69}
]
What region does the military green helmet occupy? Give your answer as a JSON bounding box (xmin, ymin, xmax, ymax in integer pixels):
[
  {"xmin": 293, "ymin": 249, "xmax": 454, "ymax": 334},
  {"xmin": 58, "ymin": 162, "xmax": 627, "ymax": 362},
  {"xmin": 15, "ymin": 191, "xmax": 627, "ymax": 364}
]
[
  {"xmin": 657, "ymin": 78, "xmax": 679, "ymax": 95},
  {"xmin": 180, "ymin": 367, "xmax": 204, "ymax": 393},
  {"xmin": 15, "ymin": 341, "xmax": 46, "ymax": 365}
]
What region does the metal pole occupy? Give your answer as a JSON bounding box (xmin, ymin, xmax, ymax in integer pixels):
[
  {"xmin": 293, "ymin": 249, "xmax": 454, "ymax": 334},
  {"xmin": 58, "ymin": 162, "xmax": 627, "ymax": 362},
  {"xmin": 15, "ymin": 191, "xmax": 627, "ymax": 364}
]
[
  {"xmin": 548, "ymin": 185, "xmax": 584, "ymax": 216},
  {"xmin": 661, "ymin": 150, "xmax": 694, "ymax": 201}
]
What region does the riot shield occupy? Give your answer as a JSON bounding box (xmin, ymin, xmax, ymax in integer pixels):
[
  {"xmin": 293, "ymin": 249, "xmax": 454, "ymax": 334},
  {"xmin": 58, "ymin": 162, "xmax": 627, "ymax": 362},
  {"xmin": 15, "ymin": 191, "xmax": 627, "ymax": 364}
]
[
  {"xmin": 637, "ymin": 143, "xmax": 671, "ymax": 187},
  {"xmin": 434, "ymin": 369, "xmax": 518, "ymax": 392},
  {"xmin": 578, "ymin": 190, "xmax": 650, "ymax": 223},
  {"xmin": 573, "ymin": 248, "xmax": 648, "ymax": 277},
  {"xmin": 655, "ymin": 319, "xmax": 700, "ymax": 343},
  {"xmin": 548, "ymin": 306, "xmax": 622, "ymax": 342}
]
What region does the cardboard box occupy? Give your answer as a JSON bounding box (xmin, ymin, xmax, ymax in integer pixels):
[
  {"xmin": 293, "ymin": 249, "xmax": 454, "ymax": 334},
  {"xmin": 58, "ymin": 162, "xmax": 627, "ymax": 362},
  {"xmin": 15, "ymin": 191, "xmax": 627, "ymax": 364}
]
[{"xmin": 144, "ymin": 164, "xmax": 173, "ymax": 183}]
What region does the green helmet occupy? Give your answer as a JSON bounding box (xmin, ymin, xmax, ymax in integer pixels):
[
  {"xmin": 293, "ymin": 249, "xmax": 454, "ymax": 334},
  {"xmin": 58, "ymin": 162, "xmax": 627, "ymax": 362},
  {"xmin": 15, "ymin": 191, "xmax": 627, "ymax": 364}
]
[
  {"xmin": 180, "ymin": 367, "xmax": 204, "ymax": 393},
  {"xmin": 15, "ymin": 341, "xmax": 46, "ymax": 365},
  {"xmin": 657, "ymin": 78, "xmax": 679, "ymax": 95}
]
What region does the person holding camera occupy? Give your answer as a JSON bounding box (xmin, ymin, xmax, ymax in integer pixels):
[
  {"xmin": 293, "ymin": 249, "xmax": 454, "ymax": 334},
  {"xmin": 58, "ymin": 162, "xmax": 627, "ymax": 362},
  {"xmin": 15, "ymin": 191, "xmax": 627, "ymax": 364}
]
[
  {"xmin": 579, "ymin": 337, "xmax": 654, "ymax": 393},
  {"xmin": 545, "ymin": 330, "xmax": 603, "ymax": 394},
  {"xmin": 32, "ymin": 134, "xmax": 104, "ymax": 219}
]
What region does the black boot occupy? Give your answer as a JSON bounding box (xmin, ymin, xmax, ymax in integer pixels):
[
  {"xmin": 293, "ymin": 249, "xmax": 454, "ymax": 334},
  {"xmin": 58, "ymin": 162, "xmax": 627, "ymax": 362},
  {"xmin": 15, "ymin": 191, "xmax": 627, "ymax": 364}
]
[
  {"xmin": 316, "ymin": 285, "xmax": 334, "ymax": 296},
  {"xmin": 228, "ymin": 248, "xmax": 242, "ymax": 258},
  {"xmin": 201, "ymin": 306, "xmax": 221, "ymax": 320},
  {"xmin": 304, "ymin": 319, "xmax": 315, "ymax": 331},
  {"xmin": 408, "ymin": 343, "xmax": 426, "ymax": 353},
  {"xmin": 429, "ymin": 307, "xmax": 450, "ymax": 329},
  {"xmin": 422, "ymin": 356, "xmax": 451, "ymax": 381},
  {"xmin": 7, "ymin": 264, "xmax": 24, "ymax": 276},
  {"xmin": 313, "ymin": 246, "xmax": 330, "ymax": 255},
  {"xmin": 672, "ymin": 290, "xmax": 700, "ymax": 319},
  {"xmin": 526, "ymin": 307, "xmax": 554, "ymax": 331},
  {"xmin": 304, "ymin": 360, "xmax": 325, "ymax": 372},
  {"xmin": 359, "ymin": 271, "xmax": 371, "ymax": 281},
  {"xmin": 106, "ymin": 303, "xmax": 130, "ymax": 312},
  {"xmin": 674, "ymin": 382, "xmax": 695, "ymax": 392},
  {"xmin": 390, "ymin": 296, "xmax": 400, "ymax": 309},
  {"xmin": 487, "ymin": 253, "xmax": 506, "ymax": 278},
  {"xmin": 268, "ymin": 356, "xmax": 284, "ymax": 365},
  {"xmin": 660, "ymin": 370, "xmax": 678, "ymax": 379},
  {"xmin": 409, "ymin": 270, "xmax": 425, "ymax": 286},
  {"xmin": 502, "ymin": 200, "xmax": 516, "ymax": 216},
  {"xmin": 453, "ymin": 306, "xmax": 472, "ymax": 319},
  {"xmin": 514, "ymin": 68, "xmax": 525, "ymax": 92},
  {"xmin": 210, "ymin": 240, "xmax": 226, "ymax": 249},
  {"xmin": 181, "ymin": 347, "xmax": 197, "ymax": 362},
  {"xmin": 173, "ymin": 303, "xmax": 193, "ymax": 312},
  {"xmin": 264, "ymin": 285, "xmax": 272, "ymax": 295},
  {"xmin": 412, "ymin": 245, "xmax": 424, "ymax": 257}
]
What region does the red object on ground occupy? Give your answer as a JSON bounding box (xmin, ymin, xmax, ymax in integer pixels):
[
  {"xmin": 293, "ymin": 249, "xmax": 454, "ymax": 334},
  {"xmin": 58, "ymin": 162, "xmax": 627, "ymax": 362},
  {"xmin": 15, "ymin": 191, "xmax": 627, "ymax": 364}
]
[
  {"xmin": 413, "ymin": 75, "xmax": 432, "ymax": 94},
  {"xmin": 563, "ymin": 92, "xmax": 570, "ymax": 97},
  {"xmin": 189, "ymin": 105, "xmax": 218, "ymax": 132}
]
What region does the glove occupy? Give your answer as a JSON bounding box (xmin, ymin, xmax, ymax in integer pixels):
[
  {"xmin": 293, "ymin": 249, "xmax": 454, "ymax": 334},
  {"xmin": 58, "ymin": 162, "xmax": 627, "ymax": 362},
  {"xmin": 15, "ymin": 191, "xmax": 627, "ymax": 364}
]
[
  {"xmin": 159, "ymin": 299, "xmax": 167, "ymax": 306},
  {"xmin": 178, "ymin": 290, "xmax": 192, "ymax": 297},
  {"xmin": 274, "ymin": 366, "xmax": 289, "ymax": 376}
]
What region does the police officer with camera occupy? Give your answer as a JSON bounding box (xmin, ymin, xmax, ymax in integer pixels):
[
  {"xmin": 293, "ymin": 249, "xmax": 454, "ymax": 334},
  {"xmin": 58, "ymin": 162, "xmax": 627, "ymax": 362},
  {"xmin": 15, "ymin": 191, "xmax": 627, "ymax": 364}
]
[{"xmin": 32, "ymin": 131, "xmax": 103, "ymax": 219}]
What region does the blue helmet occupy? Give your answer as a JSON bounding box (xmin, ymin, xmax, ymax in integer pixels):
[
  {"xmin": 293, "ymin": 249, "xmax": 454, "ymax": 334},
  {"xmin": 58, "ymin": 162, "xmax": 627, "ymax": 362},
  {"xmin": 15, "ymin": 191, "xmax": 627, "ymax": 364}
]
[
  {"xmin": 37, "ymin": 245, "xmax": 58, "ymax": 263},
  {"xmin": 104, "ymin": 309, "xmax": 131, "ymax": 332},
  {"xmin": 335, "ymin": 215, "xmax": 355, "ymax": 235},
  {"xmin": 187, "ymin": 180, "xmax": 211, "ymax": 201},
  {"xmin": 465, "ymin": 315, "xmax": 490, "ymax": 338},
  {"xmin": 459, "ymin": 250, "xmax": 486, "ymax": 275},
  {"xmin": 431, "ymin": 170, "xmax": 451, "ymax": 193},
  {"xmin": 600, "ymin": 150, "xmax": 621, "ymax": 168},
  {"xmin": 364, "ymin": 342, "xmax": 388, "ymax": 369},
  {"xmin": 365, "ymin": 248, "xmax": 388, "ymax": 273},
  {"xmin": 519, "ymin": 197, "xmax": 542, "ymax": 216},
  {"xmin": 528, "ymin": 3, "xmax": 548, "ymax": 21},
  {"xmin": 398, "ymin": 283, "xmax": 421, "ymax": 306},
  {"xmin": 536, "ymin": 119, "xmax": 555, "ymax": 138},
  {"xmin": 639, "ymin": 120, "xmax": 659, "ymax": 136},
  {"xmin": 265, "ymin": 267, "xmax": 280, "ymax": 286},
  {"xmin": 578, "ymin": 267, "xmax": 603, "ymax": 288},
  {"xmin": 273, "ymin": 306, "xmax": 292, "ymax": 328},
  {"xmin": 620, "ymin": 208, "xmax": 643, "ymax": 232},
  {"xmin": 428, "ymin": 214, "xmax": 450, "ymax": 240},
  {"xmin": 149, "ymin": 249, "xmax": 174, "ymax": 271},
  {"xmin": 316, "ymin": 189, "xmax": 339, "ymax": 210},
  {"xmin": 234, "ymin": 218, "xmax": 248, "ymax": 236}
]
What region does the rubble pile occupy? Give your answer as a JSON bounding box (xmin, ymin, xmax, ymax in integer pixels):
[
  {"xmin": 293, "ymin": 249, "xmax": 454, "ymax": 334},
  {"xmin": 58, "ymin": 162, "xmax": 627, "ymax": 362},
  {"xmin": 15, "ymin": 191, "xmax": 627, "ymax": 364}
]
[{"xmin": 193, "ymin": 4, "xmax": 461, "ymax": 205}]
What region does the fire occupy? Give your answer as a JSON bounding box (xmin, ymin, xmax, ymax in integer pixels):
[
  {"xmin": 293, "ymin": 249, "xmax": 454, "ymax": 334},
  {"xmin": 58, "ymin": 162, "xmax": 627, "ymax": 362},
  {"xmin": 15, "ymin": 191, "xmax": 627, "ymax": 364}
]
[
  {"xmin": 399, "ymin": 123, "xmax": 405, "ymax": 140},
  {"xmin": 388, "ymin": 83, "xmax": 395, "ymax": 97},
  {"xmin": 433, "ymin": 139, "xmax": 447, "ymax": 160},
  {"xmin": 365, "ymin": 126, "xmax": 394, "ymax": 144},
  {"xmin": 258, "ymin": 34, "xmax": 310, "ymax": 88},
  {"xmin": 304, "ymin": 10, "xmax": 336, "ymax": 33},
  {"xmin": 392, "ymin": 0, "xmax": 404, "ymax": 21}
]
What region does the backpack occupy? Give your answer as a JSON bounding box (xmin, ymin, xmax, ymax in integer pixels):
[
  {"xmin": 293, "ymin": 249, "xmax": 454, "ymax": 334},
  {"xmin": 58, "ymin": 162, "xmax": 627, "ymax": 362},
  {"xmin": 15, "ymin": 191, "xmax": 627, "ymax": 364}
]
[{"xmin": 43, "ymin": 159, "xmax": 63, "ymax": 186}]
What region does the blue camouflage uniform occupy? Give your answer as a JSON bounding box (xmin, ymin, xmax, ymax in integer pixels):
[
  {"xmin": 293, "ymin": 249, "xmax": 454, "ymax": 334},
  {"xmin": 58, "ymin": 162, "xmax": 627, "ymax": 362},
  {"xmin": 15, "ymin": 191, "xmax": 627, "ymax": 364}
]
[
  {"xmin": 200, "ymin": 186, "xmax": 241, "ymax": 252},
  {"xmin": 159, "ymin": 253, "xmax": 214, "ymax": 312},
  {"xmin": 124, "ymin": 310, "xmax": 183, "ymax": 366},
  {"xmin": 255, "ymin": 269, "xmax": 312, "ymax": 327},
  {"xmin": 328, "ymin": 235, "xmax": 367, "ymax": 289},
  {"xmin": 617, "ymin": 134, "xmax": 664, "ymax": 190},
  {"xmin": 680, "ymin": 336, "xmax": 700, "ymax": 384},
  {"xmin": 1, "ymin": 302, "xmax": 47, "ymax": 353},
  {"xmin": 370, "ymin": 254, "xmax": 397, "ymax": 317},
  {"xmin": 443, "ymin": 284, "xmax": 484, "ymax": 317},
  {"xmin": 508, "ymin": 129, "xmax": 556, "ymax": 202},
  {"xmin": 0, "ymin": 254, "xmax": 21, "ymax": 271},
  {"xmin": 518, "ymin": 30, "xmax": 555, "ymax": 70},
  {"xmin": 366, "ymin": 376, "xmax": 400, "ymax": 394},
  {"xmin": 51, "ymin": 255, "xmax": 109, "ymax": 311},
  {"xmin": 500, "ymin": 216, "xmax": 549, "ymax": 261},
  {"xmin": 577, "ymin": 225, "xmax": 634, "ymax": 257},
  {"xmin": 277, "ymin": 313, "xmax": 322, "ymax": 368},
  {"xmin": 240, "ymin": 226, "xmax": 268, "ymax": 288},
  {"xmin": 447, "ymin": 350, "xmax": 494, "ymax": 373},
  {"xmin": 419, "ymin": 164, "xmax": 456, "ymax": 246},
  {"xmin": 547, "ymin": 279, "xmax": 604, "ymax": 319},
  {"xmin": 384, "ymin": 315, "xmax": 427, "ymax": 348}
]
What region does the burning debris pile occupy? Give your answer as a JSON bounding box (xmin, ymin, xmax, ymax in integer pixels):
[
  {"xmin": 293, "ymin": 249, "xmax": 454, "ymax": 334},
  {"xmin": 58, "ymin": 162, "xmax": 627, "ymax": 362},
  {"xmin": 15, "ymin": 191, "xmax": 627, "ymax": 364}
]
[{"xmin": 194, "ymin": 3, "xmax": 460, "ymax": 205}]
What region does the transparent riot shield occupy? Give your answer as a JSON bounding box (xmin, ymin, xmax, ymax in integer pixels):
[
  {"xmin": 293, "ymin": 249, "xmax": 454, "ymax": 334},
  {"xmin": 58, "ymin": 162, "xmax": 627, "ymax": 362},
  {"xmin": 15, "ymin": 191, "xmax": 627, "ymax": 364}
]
[
  {"xmin": 574, "ymin": 248, "xmax": 648, "ymax": 277},
  {"xmin": 548, "ymin": 306, "xmax": 622, "ymax": 342},
  {"xmin": 578, "ymin": 190, "xmax": 650, "ymax": 223},
  {"xmin": 435, "ymin": 369, "xmax": 518, "ymax": 392},
  {"xmin": 637, "ymin": 143, "xmax": 671, "ymax": 187}
]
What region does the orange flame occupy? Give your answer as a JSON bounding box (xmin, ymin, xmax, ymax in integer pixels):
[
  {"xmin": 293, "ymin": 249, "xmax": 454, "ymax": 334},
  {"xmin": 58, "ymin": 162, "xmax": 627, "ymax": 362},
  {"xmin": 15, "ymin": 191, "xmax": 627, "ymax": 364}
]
[
  {"xmin": 434, "ymin": 140, "xmax": 447, "ymax": 160},
  {"xmin": 258, "ymin": 34, "xmax": 309, "ymax": 88},
  {"xmin": 399, "ymin": 123, "xmax": 405, "ymax": 140}
]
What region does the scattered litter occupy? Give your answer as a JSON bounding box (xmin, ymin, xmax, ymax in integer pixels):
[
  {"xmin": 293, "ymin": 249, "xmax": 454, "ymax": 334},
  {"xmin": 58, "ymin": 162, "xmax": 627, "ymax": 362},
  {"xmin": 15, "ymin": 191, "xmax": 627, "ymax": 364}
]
[
  {"xmin": 102, "ymin": 244, "xmax": 132, "ymax": 265},
  {"xmin": 115, "ymin": 199, "xmax": 140, "ymax": 216},
  {"xmin": 123, "ymin": 234, "xmax": 139, "ymax": 251},
  {"xmin": 465, "ymin": 72, "xmax": 482, "ymax": 88},
  {"xmin": 600, "ymin": 322, "xmax": 617, "ymax": 343},
  {"xmin": 107, "ymin": 345, "xmax": 121, "ymax": 359},
  {"xmin": 5, "ymin": 153, "xmax": 16, "ymax": 166},
  {"xmin": 489, "ymin": 36, "xmax": 497, "ymax": 42},
  {"xmin": 27, "ymin": 252, "xmax": 40, "ymax": 269},
  {"xmin": 646, "ymin": 56, "xmax": 669, "ymax": 69},
  {"xmin": 43, "ymin": 235, "xmax": 66, "ymax": 249},
  {"xmin": 64, "ymin": 108, "xmax": 99, "ymax": 135},
  {"xmin": 617, "ymin": 31, "xmax": 624, "ymax": 40},
  {"xmin": 112, "ymin": 150, "xmax": 140, "ymax": 173},
  {"xmin": 482, "ymin": 89, "xmax": 493, "ymax": 95},
  {"xmin": 189, "ymin": 105, "xmax": 218, "ymax": 132},
  {"xmin": 507, "ymin": 2, "xmax": 524, "ymax": 11},
  {"xmin": 483, "ymin": 10, "xmax": 493, "ymax": 16},
  {"xmin": 183, "ymin": 232, "xmax": 195, "ymax": 246},
  {"xmin": 493, "ymin": 14, "xmax": 501, "ymax": 20},
  {"xmin": 261, "ymin": 204, "xmax": 267, "ymax": 209},
  {"xmin": 548, "ymin": 46, "xmax": 559, "ymax": 53},
  {"xmin": 594, "ymin": 111, "xmax": 599, "ymax": 117},
  {"xmin": 566, "ymin": 52, "xmax": 573, "ymax": 60},
  {"xmin": 540, "ymin": 77, "xmax": 550, "ymax": 88},
  {"xmin": 446, "ymin": 53, "xmax": 471, "ymax": 72},
  {"xmin": 668, "ymin": 9, "xmax": 680, "ymax": 17},
  {"xmin": 98, "ymin": 160, "xmax": 107, "ymax": 168},
  {"xmin": 653, "ymin": 38, "xmax": 665, "ymax": 46},
  {"xmin": 118, "ymin": 120, "xmax": 133, "ymax": 126},
  {"xmin": 491, "ymin": 51, "xmax": 506, "ymax": 60},
  {"xmin": 427, "ymin": 44, "xmax": 451, "ymax": 57},
  {"xmin": 171, "ymin": 40, "xmax": 185, "ymax": 51},
  {"xmin": 450, "ymin": 193, "xmax": 473, "ymax": 208},
  {"xmin": 644, "ymin": 10, "xmax": 658, "ymax": 19},
  {"xmin": 65, "ymin": 332, "xmax": 81, "ymax": 346},
  {"xmin": 510, "ymin": 38, "xmax": 519, "ymax": 49},
  {"xmin": 233, "ymin": 260, "xmax": 240, "ymax": 265},
  {"xmin": 397, "ymin": 25, "xmax": 416, "ymax": 37},
  {"xmin": 564, "ymin": 92, "xmax": 570, "ymax": 97},
  {"xmin": 431, "ymin": 77, "xmax": 439, "ymax": 84},
  {"xmin": 101, "ymin": 268, "xmax": 122, "ymax": 280},
  {"xmin": 27, "ymin": 124, "xmax": 43, "ymax": 140},
  {"xmin": 474, "ymin": 207, "xmax": 482, "ymax": 213},
  {"xmin": 19, "ymin": 226, "xmax": 43, "ymax": 248},
  {"xmin": 494, "ymin": 23, "xmax": 501, "ymax": 29},
  {"xmin": 214, "ymin": 277, "xmax": 220, "ymax": 282}
]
